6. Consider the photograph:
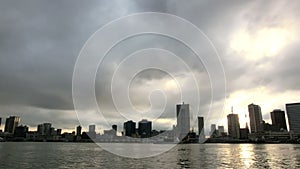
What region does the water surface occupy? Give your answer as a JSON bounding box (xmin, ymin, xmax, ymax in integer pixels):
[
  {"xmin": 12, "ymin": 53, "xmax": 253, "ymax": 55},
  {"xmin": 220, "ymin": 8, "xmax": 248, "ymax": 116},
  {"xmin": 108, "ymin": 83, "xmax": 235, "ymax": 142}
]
[{"xmin": 0, "ymin": 143, "xmax": 299, "ymax": 168}]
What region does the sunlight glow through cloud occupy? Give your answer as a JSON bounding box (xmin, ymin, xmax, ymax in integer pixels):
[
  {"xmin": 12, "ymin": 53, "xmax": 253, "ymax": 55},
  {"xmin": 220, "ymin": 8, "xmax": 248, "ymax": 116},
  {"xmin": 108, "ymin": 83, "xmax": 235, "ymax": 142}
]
[{"xmin": 230, "ymin": 25, "xmax": 296, "ymax": 60}]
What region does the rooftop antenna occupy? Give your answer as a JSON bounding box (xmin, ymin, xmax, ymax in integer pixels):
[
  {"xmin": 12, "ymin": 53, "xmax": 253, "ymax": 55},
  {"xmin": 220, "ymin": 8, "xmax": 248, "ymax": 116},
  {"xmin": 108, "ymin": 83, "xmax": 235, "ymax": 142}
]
[{"xmin": 231, "ymin": 106, "xmax": 233, "ymax": 114}]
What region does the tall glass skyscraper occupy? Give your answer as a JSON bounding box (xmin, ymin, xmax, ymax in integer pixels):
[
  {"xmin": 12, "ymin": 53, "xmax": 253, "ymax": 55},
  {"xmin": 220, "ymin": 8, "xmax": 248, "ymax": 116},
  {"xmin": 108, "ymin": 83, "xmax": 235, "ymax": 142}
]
[
  {"xmin": 286, "ymin": 103, "xmax": 300, "ymax": 134},
  {"xmin": 176, "ymin": 102, "xmax": 190, "ymax": 141}
]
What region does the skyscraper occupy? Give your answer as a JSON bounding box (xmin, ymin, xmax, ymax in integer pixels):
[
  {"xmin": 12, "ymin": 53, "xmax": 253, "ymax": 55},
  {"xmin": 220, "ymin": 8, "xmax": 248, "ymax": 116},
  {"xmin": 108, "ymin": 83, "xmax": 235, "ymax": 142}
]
[
  {"xmin": 43, "ymin": 123, "xmax": 52, "ymax": 136},
  {"xmin": 76, "ymin": 125, "xmax": 82, "ymax": 136},
  {"xmin": 227, "ymin": 113, "xmax": 240, "ymax": 139},
  {"xmin": 210, "ymin": 124, "xmax": 216, "ymax": 136},
  {"xmin": 89, "ymin": 125, "xmax": 95, "ymax": 133},
  {"xmin": 138, "ymin": 119, "xmax": 152, "ymax": 138},
  {"xmin": 218, "ymin": 126, "xmax": 225, "ymax": 136},
  {"xmin": 88, "ymin": 124, "xmax": 96, "ymax": 139},
  {"xmin": 248, "ymin": 103, "xmax": 263, "ymax": 133},
  {"xmin": 4, "ymin": 116, "xmax": 20, "ymax": 134},
  {"xmin": 286, "ymin": 103, "xmax": 300, "ymax": 134},
  {"xmin": 37, "ymin": 124, "xmax": 44, "ymax": 135},
  {"xmin": 112, "ymin": 125, "xmax": 117, "ymax": 132},
  {"xmin": 124, "ymin": 120, "xmax": 136, "ymax": 137},
  {"xmin": 198, "ymin": 117, "xmax": 204, "ymax": 138},
  {"xmin": 37, "ymin": 123, "xmax": 52, "ymax": 136},
  {"xmin": 176, "ymin": 102, "xmax": 190, "ymax": 140},
  {"xmin": 270, "ymin": 109, "xmax": 287, "ymax": 131}
]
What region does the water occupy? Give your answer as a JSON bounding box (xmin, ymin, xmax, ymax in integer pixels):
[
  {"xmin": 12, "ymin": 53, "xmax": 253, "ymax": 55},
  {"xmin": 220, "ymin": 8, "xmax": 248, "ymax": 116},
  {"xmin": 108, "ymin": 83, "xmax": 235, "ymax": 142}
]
[{"xmin": 0, "ymin": 142, "xmax": 300, "ymax": 169}]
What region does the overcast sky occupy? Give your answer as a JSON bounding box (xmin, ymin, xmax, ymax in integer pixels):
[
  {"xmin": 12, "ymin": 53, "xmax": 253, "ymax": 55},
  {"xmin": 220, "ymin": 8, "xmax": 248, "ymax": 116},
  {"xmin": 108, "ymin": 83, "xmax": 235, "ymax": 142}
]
[{"xmin": 0, "ymin": 1, "xmax": 300, "ymax": 135}]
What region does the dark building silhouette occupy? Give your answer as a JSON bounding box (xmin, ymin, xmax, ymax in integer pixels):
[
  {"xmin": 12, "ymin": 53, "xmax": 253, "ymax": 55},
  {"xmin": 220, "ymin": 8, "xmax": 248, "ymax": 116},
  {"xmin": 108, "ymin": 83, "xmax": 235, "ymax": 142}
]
[
  {"xmin": 37, "ymin": 123, "xmax": 52, "ymax": 136},
  {"xmin": 210, "ymin": 124, "xmax": 217, "ymax": 138},
  {"xmin": 227, "ymin": 113, "xmax": 240, "ymax": 139},
  {"xmin": 240, "ymin": 127, "xmax": 249, "ymax": 139},
  {"xmin": 14, "ymin": 125, "xmax": 28, "ymax": 138},
  {"xmin": 138, "ymin": 119, "xmax": 152, "ymax": 138},
  {"xmin": 270, "ymin": 109, "xmax": 287, "ymax": 131},
  {"xmin": 263, "ymin": 121, "xmax": 280, "ymax": 132},
  {"xmin": 44, "ymin": 123, "xmax": 52, "ymax": 136},
  {"xmin": 76, "ymin": 125, "xmax": 82, "ymax": 136},
  {"xmin": 286, "ymin": 103, "xmax": 300, "ymax": 134},
  {"xmin": 176, "ymin": 102, "xmax": 190, "ymax": 140},
  {"xmin": 112, "ymin": 125, "xmax": 117, "ymax": 132},
  {"xmin": 124, "ymin": 120, "xmax": 136, "ymax": 137},
  {"xmin": 248, "ymin": 104, "xmax": 263, "ymax": 133},
  {"xmin": 37, "ymin": 124, "xmax": 44, "ymax": 135},
  {"xmin": 4, "ymin": 116, "xmax": 20, "ymax": 134},
  {"xmin": 56, "ymin": 129, "xmax": 62, "ymax": 135},
  {"xmin": 198, "ymin": 116, "xmax": 204, "ymax": 139}
]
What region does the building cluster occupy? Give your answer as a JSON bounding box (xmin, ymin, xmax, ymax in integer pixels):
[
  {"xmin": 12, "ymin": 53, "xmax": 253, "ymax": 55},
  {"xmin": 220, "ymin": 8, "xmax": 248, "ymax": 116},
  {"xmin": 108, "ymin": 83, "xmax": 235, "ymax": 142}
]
[
  {"xmin": 208, "ymin": 103, "xmax": 300, "ymax": 143},
  {"xmin": 1, "ymin": 102, "xmax": 300, "ymax": 143},
  {"xmin": 0, "ymin": 102, "xmax": 195, "ymax": 143}
]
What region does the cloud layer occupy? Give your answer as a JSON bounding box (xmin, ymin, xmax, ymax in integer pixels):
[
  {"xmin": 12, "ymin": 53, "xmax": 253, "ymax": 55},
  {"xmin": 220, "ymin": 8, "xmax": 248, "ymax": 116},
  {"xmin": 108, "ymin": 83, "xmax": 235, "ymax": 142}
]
[{"xmin": 0, "ymin": 1, "xmax": 299, "ymax": 134}]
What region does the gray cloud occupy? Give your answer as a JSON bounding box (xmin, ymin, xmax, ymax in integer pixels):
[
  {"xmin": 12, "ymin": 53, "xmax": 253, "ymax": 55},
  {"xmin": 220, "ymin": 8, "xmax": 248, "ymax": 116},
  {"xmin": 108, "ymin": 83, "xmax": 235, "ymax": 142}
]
[{"xmin": 0, "ymin": 1, "xmax": 299, "ymax": 135}]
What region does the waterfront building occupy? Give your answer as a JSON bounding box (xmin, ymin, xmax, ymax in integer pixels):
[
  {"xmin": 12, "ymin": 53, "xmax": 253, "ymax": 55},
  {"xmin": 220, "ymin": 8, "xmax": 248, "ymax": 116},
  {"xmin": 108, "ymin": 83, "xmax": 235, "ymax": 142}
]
[
  {"xmin": 263, "ymin": 121, "xmax": 280, "ymax": 132},
  {"xmin": 112, "ymin": 125, "xmax": 117, "ymax": 132},
  {"xmin": 286, "ymin": 103, "xmax": 300, "ymax": 135},
  {"xmin": 37, "ymin": 124, "xmax": 44, "ymax": 135},
  {"xmin": 76, "ymin": 125, "xmax": 82, "ymax": 136},
  {"xmin": 240, "ymin": 128, "xmax": 249, "ymax": 139},
  {"xmin": 56, "ymin": 129, "xmax": 62, "ymax": 135},
  {"xmin": 4, "ymin": 116, "xmax": 20, "ymax": 134},
  {"xmin": 89, "ymin": 125, "xmax": 95, "ymax": 133},
  {"xmin": 210, "ymin": 124, "xmax": 217, "ymax": 137},
  {"xmin": 14, "ymin": 125, "xmax": 29, "ymax": 138},
  {"xmin": 271, "ymin": 109, "xmax": 287, "ymax": 131},
  {"xmin": 37, "ymin": 123, "xmax": 52, "ymax": 136},
  {"xmin": 124, "ymin": 120, "xmax": 136, "ymax": 137},
  {"xmin": 176, "ymin": 102, "xmax": 190, "ymax": 140},
  {"xmin": 138, "ymin": 119, "xmax": 152, "ymax": 138},
  {"xmin": 88, "ymin": 124, "xmax": 96, "ymax": 139},
  {"xmin": 218, "ymin": 126, "xmax": 225, "ymax": 137},
  {"xmin": 198, "ymin": 117, "xmax": 204, "ymax": 139},
  {"xmin": 248, "ymin": 104, "xmax": 263, "ymax": 133},
  {"xmin": 227, "ymin": 113, "xmax": 240, "ymax": 139}
]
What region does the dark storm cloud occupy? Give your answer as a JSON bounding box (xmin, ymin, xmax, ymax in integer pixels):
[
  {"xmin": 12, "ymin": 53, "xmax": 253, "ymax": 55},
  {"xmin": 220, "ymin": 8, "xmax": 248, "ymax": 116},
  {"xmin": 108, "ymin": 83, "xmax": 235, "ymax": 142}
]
[{"xmin": 0, "ymin": 0, "xmax": 166, "ymax": 110}]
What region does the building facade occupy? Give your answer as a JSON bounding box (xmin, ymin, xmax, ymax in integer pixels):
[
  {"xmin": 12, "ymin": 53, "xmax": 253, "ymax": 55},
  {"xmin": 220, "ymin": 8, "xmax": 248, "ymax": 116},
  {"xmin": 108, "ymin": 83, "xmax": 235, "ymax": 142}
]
[
  {"xmin": 4, "ymin": 116, "xmax": 20, "ymax": 134},
  {"xmin": 198, "ymin": 117, "xmax": 204, "ymax": 139},
  {"xmin": 270, "ymin": 109, "xmax": 287, "ymax": 131},
  {"xmin": 286, "ymin": 103, "xmax": 300, "ymax": 135},
  {"xmin": 176, "ymin": 102, "xmax": 190, "ymax": 140},
  {"xmin": 138, "ymin": 119, "xmax": 152, "ymax": 138},
  {"xmin": 248, "ymin": 104, "xmax": 263, "ymax": 133},
  {"xmin": 76, "ymin": 125, "xmax": 82, "ymax": 136},
  {"xmin": 227, "ymin": 114, "xmax": 240, "ymax": 139},
  {"xmin": 124, "ymin": 120, "xmax": 136, "ymax": 137},
  {"xmin": 210, "ymin": 124, "xmax": 217, "ymax": 137}
]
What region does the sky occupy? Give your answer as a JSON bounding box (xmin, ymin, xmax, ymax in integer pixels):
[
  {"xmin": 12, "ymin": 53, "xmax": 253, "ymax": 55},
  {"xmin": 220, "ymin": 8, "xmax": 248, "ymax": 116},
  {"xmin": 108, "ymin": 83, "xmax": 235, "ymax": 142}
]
[{"xmin": 0, "ymin": 1, "xmax": 300, "ymax": 135}]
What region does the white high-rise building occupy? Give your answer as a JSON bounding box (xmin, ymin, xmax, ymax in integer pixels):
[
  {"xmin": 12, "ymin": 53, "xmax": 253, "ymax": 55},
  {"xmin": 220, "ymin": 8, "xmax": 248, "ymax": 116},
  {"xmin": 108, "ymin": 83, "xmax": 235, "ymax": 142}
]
[
  {"xmin": 227, "ymin": 114, "xmax": 240, "ymax": 139},
  {"xmin": 176, "ymin": 102, "xmax": 190, "ymax": 140},
  {"xmin": 248, "ymin": 103, "xmax": 263, "ymax": 133}
]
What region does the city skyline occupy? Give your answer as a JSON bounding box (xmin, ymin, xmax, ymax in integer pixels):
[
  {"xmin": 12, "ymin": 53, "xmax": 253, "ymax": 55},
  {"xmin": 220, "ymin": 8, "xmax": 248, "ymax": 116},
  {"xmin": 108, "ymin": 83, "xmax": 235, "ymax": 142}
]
[
  {"xmin": 0, "ymin": 1, "xmax": 300, "ymax": 135},
  {"xmin": 0, "ymin": 101, "xmax": 295, "ymax": 137}
]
